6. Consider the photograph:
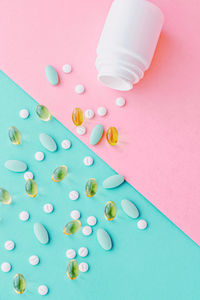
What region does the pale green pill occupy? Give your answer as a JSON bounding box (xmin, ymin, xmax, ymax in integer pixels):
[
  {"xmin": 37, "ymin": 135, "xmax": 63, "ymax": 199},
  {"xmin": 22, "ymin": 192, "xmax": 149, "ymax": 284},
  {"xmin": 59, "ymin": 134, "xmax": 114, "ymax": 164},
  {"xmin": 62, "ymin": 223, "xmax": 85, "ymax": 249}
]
[
  {"xmin": 0, "ymin": 188, "xmax": 12, "ymax": 205},
  {"xmin": 103, "ymin": 174, "xmax": 124, "ymax": 189},
  {"xmin": 13, "ymin": 273, "xmax": 26, "ymax": 294},
  {"xmin": 121, "ymin": 199, "xmax": 139, "ymax": 219},
  {"xmin": 39, "ymin": 133, "xmax": 57, "ymax": 152},
  {"xmin": 90, "ymin": 124, "xmax": 104, "ymax": 145},
  {"xmin": 8, "ymin": 126, "xmax": 21, "ymax": 145},
  {"xmin": 5, "ymin": 160, "xmax": 27, "ymax": 172},
  {"xmin": 36, "ymin": 104, "xmax": 51, "ymax": 121},
  {"xmin": 85, "ymin": 178, "xmax": 98, "ymax": 197},
  {"xmin": 67, "ymin": 259, "xmax": 79, "ymax": 280},
  {"xmin": 97, "ymin": 228, "xmax": 112, "ymax": 251},
  {"xmin": 25, "ymin": 179, "xmax": 38, "ymax": 198},
  {"xmin": 45, "ymin": 65, "xmax": 59, "ymax": 85},
  {"xmin": 34, "ymin": 223, "xmax": 49, "ymax": 244},
  {"xmin": 104, "ymin": 201, "xmax": 117, "ymax": 221},
  {"xmin": 63, "ymin": 220, "xmax": 81, "ymax": 235},
  {"xmin": 52, "ymin": 165, "xmax": 68, "ymax": 182}
]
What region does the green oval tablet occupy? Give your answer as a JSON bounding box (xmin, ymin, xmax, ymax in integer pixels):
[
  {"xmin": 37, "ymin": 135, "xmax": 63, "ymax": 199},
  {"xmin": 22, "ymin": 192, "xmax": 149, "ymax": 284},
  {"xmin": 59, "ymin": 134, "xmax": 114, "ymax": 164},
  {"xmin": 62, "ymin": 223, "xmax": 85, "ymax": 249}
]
[
  {"xmin": 36, "ymin": 104, "xmax": 51, "ymax": 121},
  {"xmin": 97, "ymin": 228, "xmax": 112, "ymax": 251},
  {"xmin": 90, "ymin": 124, "xmax": 104, "ymax": 145},
  {"xmin": 63, "ymin": 220, "xmax": 81, "ymax": 235},
  {"xmin": 34, "ymin": 223, "xmax": 49, "ymax": 244},
  {"xmin": 8, "ymin": 126, "xmax": 21, "ymax": 145},
  {"xmin": 45, "ymin": 65, "xmax": 59, "ymax": 85},
  {"xmin": 103, "ymin": 174, "xmax": 124, "ymax": 189},
  {"xmin": 121, "ymin": 199, "xmax": 139, "ymax": 219},
  {"xmin": 39, "ymin": 133, "xmax": 57, "ymax": 152},
  {"xmin": 13, "ymin": 273, "xmax": 26, "ymax": 294},
  {"xmin": 67, "ymin": 259, "xmax": 79, "ymax": 280},
  {"xmin": 104, "ymin": 201, "xmax": 117, "ymax": 221},
  {"xmin": 52, "ymin": 165, "xmax": 68, "ymax": 182},
  {"xmin": 5, "ymin": 160, "xmax": 27, "ymax": 172},
  {"xmin": 25, "ymin": 179, "xmax": 38, "ymax": 198},
  {"xmin": 85, "ymin": 178, "xmax": 98, "ymax": 197},
  {"xmin": 0, "ymin": 188, "xmax": 12, "ymax": 205}
]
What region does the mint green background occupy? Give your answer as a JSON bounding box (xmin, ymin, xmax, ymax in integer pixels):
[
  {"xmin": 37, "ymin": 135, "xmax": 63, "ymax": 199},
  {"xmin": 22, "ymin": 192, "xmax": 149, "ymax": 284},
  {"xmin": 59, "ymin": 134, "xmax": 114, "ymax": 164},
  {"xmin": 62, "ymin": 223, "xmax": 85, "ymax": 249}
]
[{"xmin": 0, "ymin": 70, "xmax": 199, "ymax": 300}]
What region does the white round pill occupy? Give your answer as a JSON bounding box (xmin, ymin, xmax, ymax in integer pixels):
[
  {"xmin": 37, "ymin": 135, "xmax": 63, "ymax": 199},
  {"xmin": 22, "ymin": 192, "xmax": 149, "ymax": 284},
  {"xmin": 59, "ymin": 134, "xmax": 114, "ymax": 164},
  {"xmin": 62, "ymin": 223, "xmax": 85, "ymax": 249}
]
[
  {"xmin": 38, "ymin": 285, "xmax": 48, "ymax": 296},
  {"xmin": 29, "ymin": 255, "xmax": 40, "ymax": 266},
  {"xmin": 35, "ymin": 151, "xmax": 45, "ymax": 161},
  {"xmin": 97, "ymin": 106, "xmax": 107, "ymax": 117},
  {"xmin": 78, "ymin": 247, "xmax": 88, "ymax": 257},
  {"xmin": 116, "ymin": 97, "xmax": 126, "ymax": 107},
  {"xmin": 75, "ymin": 84, "xmax": 85, "ymax": 94},
  {"xmin": 76, "ymin": 126, "xmax": 86, "ymax": 135},
  {"xmin": 1, "ymin": 262, "xmax": 11, "ymax": 273},
  {"xmin": 83, "ymin": 156, "xmax": 93, "ymax": 166},
  {"xmin": 82, "ymin": 226, "xmax": 92, "ymax": 236},
  {"xmin": 137, "ymin": 219, "xmax": 148, "ymax": 230},
  {"xmin": 62, "ymin": 64, "xmax": 72, "ymax": 74},
  {"xmin": 5, "ymin": 240, "xmax": 15, "ymax": 251},
  {"xmin": 61, "ymin": 139, "xmax": 71, "ymax": 150},
  {"xmin": 43, "ymin": 203, "xmax": 54, "ymax": 214},
  {"xmin": 79, "ymin": 262, "xmax": 89, "ymax": 273},
  {"xmin": 19, "ymin": 109, "xmax": 29, "ymax": 119},
  {"xmin": 69, "ymin": 191, "xmax": 79, "ymax": 201},
  {"xmin": 24, "ymin": 171, "xmax": 34, "ymax": 181},
  {"xmin": 70, "ymin": 210, "xmax": 80, "ymax": 220},
  {"xmin": 66, "ymin": 249, "xmax": 76, "ymax": 259},
  {"xmin": 19, "ymin": 211, "xmax": 30, "ymax": 221},
  {"xmin": 85, "ymin": 109, "xmax": 94, "ymax": 120},
  {"xmin": 87, "ymin": 216, "xmax": 97, "ymax": 226}
]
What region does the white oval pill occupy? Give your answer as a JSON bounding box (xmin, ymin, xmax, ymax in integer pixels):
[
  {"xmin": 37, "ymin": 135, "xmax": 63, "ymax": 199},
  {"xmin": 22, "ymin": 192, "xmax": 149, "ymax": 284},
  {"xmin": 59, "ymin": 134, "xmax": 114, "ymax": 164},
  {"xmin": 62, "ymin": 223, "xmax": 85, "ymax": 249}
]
[
  {"xmin": 87, "ymin": 216, "xmax": 97, "ymax": 226},
  {"xmin": 38, "ymin": 285, "xmax": 48, "ymax": 296},
  {"xmin": 70, "ymin": 210, "xmax": 80, "ymax": 220},
  {"xmin": 82, "ymin": 225, "xmax": 92, "ymax": 236},
  {"xmin": 116, "ymin": 97, "xmax": 126, "ymax": 107},
  {"xmin": 61, "ymin": 139, "xmax": 71, "ymax": 149},
  {"xmin": 1, "ymin": 262, "xmax": 11, "ymax": 273},
  {"xmin": 43, "ymin": 203, "xmax": 54, "ymax": 214},
  {"xmin": 66, "ymin": 249, "xmax": 76, "ymax": 259},
  {"xmin": 24, "ymin": 171, "xmax": 34, "ymax": 181},
  {"xmin": 35, "ymin": 151, "xmax": 45, "ymax": 161},
  {"xmin": 79, "ymin": 262, "xmax": 89, "ymax": 272},
  {"xmin": 97, "ymin": 106, "xmax": 107, "ymax": 117},
  {"xmin": 69, "ymin": 191, "xmax": 79, "ymax": 201},
  {"xmin": 75, "ymin": 84, "xmax": 85, "ymax": 94},
  {"xmin": 83, "ymin": 156, "xmax": 93, "ymax": 166},
  {"xmin": 19, "ymin": 211, "xmax": 30, "ymax": 221},
  {"xmin": 5, "ymin": 240, "xmax": 15, "ymax": 251},
  {"xmin": 29, "ymin": 255, "xmax": 40, "ymax": 266},
  {"xmin": 137, "ymin": 219, "xmax": 148, "ymax": 230},
  {"xmin": 76, "ymin": 126, "xmax": 86, "ymax": 135},
  {"xmin": 62, "ymin": 64, "xmax": 72, "ymax": 74},
  {"xmin": 19, "ymin": 109, "xmax": 29, "ymax": 119},
  {"xmin": 78, "ymin": 247, "xmax": 88, "ymax": 257},
  {"xmin": 85, "ymin": 109, "xmax": 94, "ymax": 119}
]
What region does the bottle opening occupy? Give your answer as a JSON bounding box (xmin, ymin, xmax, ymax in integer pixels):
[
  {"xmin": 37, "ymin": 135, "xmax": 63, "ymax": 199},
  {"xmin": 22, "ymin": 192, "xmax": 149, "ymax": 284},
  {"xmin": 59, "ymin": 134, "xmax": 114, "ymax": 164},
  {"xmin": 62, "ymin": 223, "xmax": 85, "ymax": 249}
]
[{"xmin": 98, "ymin": 74, "xmax": 132, "ymax": 91}]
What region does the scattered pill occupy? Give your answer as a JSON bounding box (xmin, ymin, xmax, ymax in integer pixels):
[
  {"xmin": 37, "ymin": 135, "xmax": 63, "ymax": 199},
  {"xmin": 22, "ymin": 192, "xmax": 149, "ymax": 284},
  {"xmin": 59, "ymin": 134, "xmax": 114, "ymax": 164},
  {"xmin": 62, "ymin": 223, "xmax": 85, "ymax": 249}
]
[
  {"xmin": 76, "ymin": 125, "xmax": 86, "ymax": 135},
  {"xmin": 97, "ymin": 106, "xmax": 107, "ymax": 117},
  {"xmin": 29, "ymin": 255, "xmax": 40, "ymax": 266},
  {"xmin": 1, "ymin": 262, "xmax": 11, "ymax": 273},
  {"xmin": 137, "ymin": 219, "xmax": 148, "ymax": 230},
  {"xmin": 67, "ymin": 259, "xmax": 79, "ymax": 280},
  {"xmin": 62, "ymin": 64, "xmax": 72, "ymax": 73},
  {"xmin": 70, "ymin": 210, "xmax": 81, "ymax": 220},
  {"xmin": 61, "ymin": 139, "xmax": 71, "ymax": 149},
  {"xmin": 78, "ymin": 247, "xmax": 88, "ymax": 257},
  {"xmin": 25, "ymin": 179, "xmax": 38, "ymax": 198},
  {"xmin": 0, "ymin": 188, "xmax": 12, "ymax": 205},
  {"xmin": 103, "ymin": 174, "xmax": 124, "ymax": 189},
  {"xmin": 121, "ymin": 199, "xmax": 139, "ymax": 219},
  {"xmin": 13, "ymin": 273, "xmax": 26, "ymax": 294},
  {"xmin": 35, "ymin": 151, "xmax": 45, "ymax": 161},
  {"xmin": 72, "ymin": 108, "xmax": 84, "ymax": 126},
  {"xmin": 52, "ymin": 165, "xmax": 68, "ymax": 182},
  {"xmin": 116, "ymin": 97, "xmax": 126, "ymax": 107},
  {"xmin": 85, "ymin": 109, "xmax": 95, "ymax": 119},
  {"xmin": 34, "ymin": 223, "xmax": 49, "ymax": 245},
  {"xmin": 63, "ymin": 220, "xmax": 81, "ymax": 235},
  {"xmin": 66, "ymin": 249, "xmax": 76, "ymax": 259},
  {"xmin": 5, "ymin": 160, "xmax": 27, "ymax": 172},
  {"xmin": 24, "ymin": 171, "xmax": 34, "ymax": 181},
  {"xmin": 69, "ymin": 191, "xmax": 79, "ymax": 201},
  {"xmin": 19, "ymin": 109, "xmax": 29, "ymax": 119},
  {"xmin": 36, "ymin": 105, "xmax": 51, "ymax": 121},
  {"xmin": 104, "ymin": 201, "xmax": 117, "ymax": 221},
  {"xmin": 8, "ymin": 126, "xmax": 21, "ymax": 145},
  {"xmin": 5, "ymin": 240, "xmax": 15, "ymax": 251},
  {"xmin": 79, "ymin": 262, "xmax": 89, "ymax": 273},
  {"xmin": 97, "ymin": 228, "xmax": 112, "ymax": 251},
  {"xmin": 85, "ymin": 178, "xmax": 98, "ymax": 197},
  {"xmin": 43, "ymin": 203, "xmax": 54, "ymax": 214},
  {"xmin": 39, "ymin": 133, "xmax": 57, "ymax": 152},
  {"xmin": 19, "ymin": 211, "xmax": 30, "ymax": 221},
  {"xmin": 90, "ymin": 124, "xmax": 104, "ymax": 145},
  {"xmin": 87, "ymin": 216, "xmax": 97, "ymax": 226},
  {"xmin": 75, "ymin": 84, "xmax": 85, "ymax": 94},
  {"xmin": 38, "ymin": 285, "xmax": 48, "ymax": 296},
  {"xmin": 83, "ymin": 156, "xmax": 93, "ymax": 166},
  {"xmin": 82, "ymin": 225, "xmax": 92, "ymax": 236},
  {"xmin": 106, "ymin": 127, "xmax": 118, "ymax": 146},
  {"xmin": 45, "ymin": 65, "xmax": 59, "ymax": 85}
]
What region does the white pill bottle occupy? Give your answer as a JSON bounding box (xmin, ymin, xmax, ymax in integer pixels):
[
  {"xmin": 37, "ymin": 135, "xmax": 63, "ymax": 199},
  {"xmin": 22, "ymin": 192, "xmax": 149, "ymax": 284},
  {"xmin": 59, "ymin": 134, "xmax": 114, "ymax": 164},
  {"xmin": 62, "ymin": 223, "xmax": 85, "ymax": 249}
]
[{"xmin": 96, "ymin": 0, "xmax": 164, "ymax": 91}]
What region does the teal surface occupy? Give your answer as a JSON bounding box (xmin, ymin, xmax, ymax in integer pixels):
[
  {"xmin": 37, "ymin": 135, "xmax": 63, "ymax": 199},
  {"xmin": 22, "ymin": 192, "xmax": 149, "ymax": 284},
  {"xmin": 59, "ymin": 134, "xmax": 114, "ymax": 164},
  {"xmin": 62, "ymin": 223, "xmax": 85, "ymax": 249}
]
[{"xmin": 0, "ymin": 70, "xmax": 200, "ymax": 300}]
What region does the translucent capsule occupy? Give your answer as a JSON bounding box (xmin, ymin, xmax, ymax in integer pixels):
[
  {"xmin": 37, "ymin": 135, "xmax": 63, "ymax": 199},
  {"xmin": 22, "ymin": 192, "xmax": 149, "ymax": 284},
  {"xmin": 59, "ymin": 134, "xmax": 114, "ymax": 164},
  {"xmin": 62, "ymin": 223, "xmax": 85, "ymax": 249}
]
[
  {"xmin": 63, "ymin": 220, "xmax": 81, "ymax": 235},
  {"xmin": 25, "ymin": 179, "xmax": 38, "ymax": 198},
  {"xmin": 0, "ymin": 188, "xmax": 11, "ymax": 205},
  {"xmin": 67, "ymin": 259, "xmax": 79, "ymax": 280},
  {"xmin": 106, "ymin": 127, "xmax": 118, "ymax": 146},
  {"xmin": 72, "ymin": 108, "xmax": 84, "ymax": 126},
  {"xmin": 36, "ymin": 104, "xmax": 51, "ymax": 121},
  {"xmin": 8, "ymin": 126, "xmax": 21, "ymax": 145},
  {"xmin": 104, "ymin": 201, "xmax": 117, "ymax": 221},
  {"xmin": 85, "ymin": 178, "xmax": 98, "ymax": 197},
  {"xmin": 13, "ymin": 273, "xmax": 26, "ymax": 294},
  {"xmin": 52, "ymin": 165, "xmax": 68, "ymax": 182}
]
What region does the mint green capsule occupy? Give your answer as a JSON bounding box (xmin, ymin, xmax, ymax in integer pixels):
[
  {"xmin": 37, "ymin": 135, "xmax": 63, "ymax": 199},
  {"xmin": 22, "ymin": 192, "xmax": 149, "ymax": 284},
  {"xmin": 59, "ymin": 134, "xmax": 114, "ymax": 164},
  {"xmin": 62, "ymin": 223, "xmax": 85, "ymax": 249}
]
[
  {"xmin": 13, "ymin": 273, "xmax": 26, "ymax": 294},
  {"xmin": 34, "ymin": 223, "xmax": 49, "ymax": 244},
  {"xmin": 8, "ymin": 126, "xmax": 21, "ymax": 145},
  {"xmin": 36, "ymin": 104, "xmax": 51, "ymax": 121},
  {"xmin": 90, "ymin": 124, "xmax": 104, "ymax": 145},
  {"xmin": 97, "ymin": 228, "xmax": 112, "ymax": 251},
  {"xmin": 63, "ymin": 220, "xmax": 81, "ymax": 235},
  {"xmin": 103, "ymin": 174, "xmax": 124, "ymax": 189},
  {"xmin": 0, "ymin": 188, "xmax": 12, "ymax": 205},
  {"xmin": 25, "ymin": 179, "xmax": 38, "ymax": 198},
  {"xmin": 85, "ymin": 178, "xmax": 98, "ymax": 197},
  {"xmin": 52, "ymin": 165, "xmax": 68, "ymax": 182},
  {"xmin": 45, "ymin": 65, "xmax": 59, "ymax": 85},
  {"xmin": 5, "ymin": 160, "xmax": 27, "ymax": 172},
  {"xmin": 67, "ymin": 259, "xmax": 79, "ymax": 280},
  {"xmin": 104, "ymin": 201, "xmax": 117, "ymax": 221}
]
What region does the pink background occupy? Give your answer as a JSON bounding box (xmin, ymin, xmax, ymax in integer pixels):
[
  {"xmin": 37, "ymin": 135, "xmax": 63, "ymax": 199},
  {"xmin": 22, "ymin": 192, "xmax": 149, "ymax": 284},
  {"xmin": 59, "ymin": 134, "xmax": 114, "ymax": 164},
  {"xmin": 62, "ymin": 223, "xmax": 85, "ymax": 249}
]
[{"xmin": 0, "ymin": 0, "xmax": 200, "ymax": 245}]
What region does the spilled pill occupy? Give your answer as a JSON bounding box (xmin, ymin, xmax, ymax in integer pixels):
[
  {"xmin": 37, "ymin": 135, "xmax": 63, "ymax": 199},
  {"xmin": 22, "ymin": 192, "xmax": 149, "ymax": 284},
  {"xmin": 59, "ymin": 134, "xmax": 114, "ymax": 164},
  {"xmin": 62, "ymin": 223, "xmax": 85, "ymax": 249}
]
[
  {"xmin": 8, "ymin": 126, "xmax": 21, "ymax": 145},
  {"xmin": 13, "ymin": 273, "xmax": 26, "ymax": 294},
  {"xmin": 25, "ymin": 179, "xmax": 38, "ymax": 198},
  {"xmin": 39, "ymin": 133, "xmax": 57, "ymax": 152},
  {"xmin": 33, "ymin": 223, "xmax": 49, "ymax": 244},
  {"xmin": 0, "ymin": 188, "xmax": 12, "ymax": 205},
  {"xmin": 45, "ymin": 65, "xmax": 59, "ymax": 85},
  {"xmin": 90, "ymin": 124, "xmax": 104, "ymax": 145},
  {"xmin": 63, "ymin": 220, "xmax": 81, "ymax": 235},
  {"xmin": 103, "ymin": 174, "xmax": 124, "ymax": 189},
  {"xmin": 36, "ymin": 104, "xmax": 51, "ymax": 121},
  {"xmin": 67, "ymin": 259, "xmax": 79, "ymax": 280},
  {"xmin": 97, "ymin": 228, "xmax": 112, "ymax": 251},
  {"xmin": 5, "ymin": 160, "xmax": 27, "ymax": 172},
  {"xmin": 121, "ymin": 199, "xmax": 139, "ymax": 219}
]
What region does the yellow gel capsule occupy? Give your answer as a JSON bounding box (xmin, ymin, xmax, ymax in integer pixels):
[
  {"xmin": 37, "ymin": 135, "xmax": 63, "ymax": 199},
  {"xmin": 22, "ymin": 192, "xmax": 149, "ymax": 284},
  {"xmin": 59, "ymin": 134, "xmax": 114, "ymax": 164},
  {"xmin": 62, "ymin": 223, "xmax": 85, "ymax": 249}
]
[
  {"xmin": 67, "ymin": 259, "xmax": 79, "ymax": 280},
  {"xmin": 52, "ymin": 165, "xmax": 68, "ymax": 182},
  {"xmin": 36, "ymin": 104, "xmax": 51, "ymax": 121},
  {"xmin": 72, "ymin": 108, "xmax": 84, "ymax": 126},
  {"xmin": 0, "ymin": 188, "xmax": 12, "ymax": 205},
  {"xmin": 13, "ymin": 273, "xmax": 26, "ymax": 294},
  {"xmin": 25, "ymin": 179, "xmax": 38, "ymax": 198},
  {"xmin": 104, "ymin": 201, "xmax": 117, "ymax": 221},
  {"xmin": 63, "ymin": 220, "xmax": 81, "ymax": 235},
  {"xmin": 106, "ymin": 127, "xmax": 118, "ymax": 146},
  {"xmin": 85, "ymin": 178, "xmax": 98, "ymax": 197},
  {"xmin": 8, "ymin": 126, "xmax": 21, "ymax": 145}
]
